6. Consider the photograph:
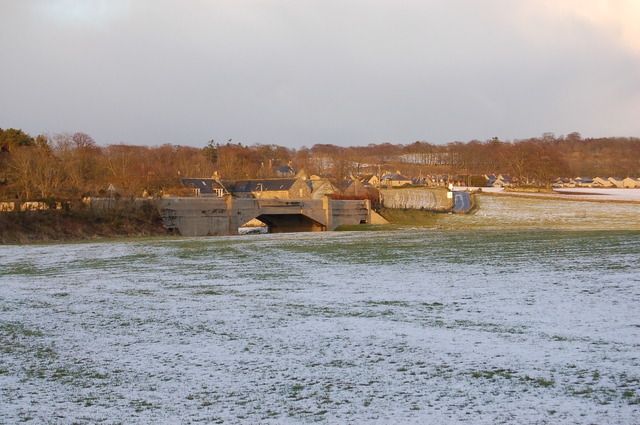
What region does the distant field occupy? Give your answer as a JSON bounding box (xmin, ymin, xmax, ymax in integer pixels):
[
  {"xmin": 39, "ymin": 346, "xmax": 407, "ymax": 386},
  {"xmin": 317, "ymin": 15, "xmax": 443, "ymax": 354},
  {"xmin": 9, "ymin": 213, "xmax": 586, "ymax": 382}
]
[{"xmin": 378, "ymin": 193, "xmax": 640, "ymax": 231}]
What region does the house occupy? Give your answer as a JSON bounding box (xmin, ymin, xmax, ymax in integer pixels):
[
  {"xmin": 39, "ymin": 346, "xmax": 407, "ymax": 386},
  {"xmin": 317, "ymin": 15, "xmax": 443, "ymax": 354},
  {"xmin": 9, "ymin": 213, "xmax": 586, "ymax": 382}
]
[
  {"xmin": 295, "ymin": 169, "xmax": 309, "ymax": 180},
  {"xmin": 309, "ymin": 174, "xmax": 332, "ymax": 181},
  {"xmin": 351, "ymin": 174, "xmax": 380, "ymax": 187},
  {"xmin": 380, "ymin": 173, "xmax": 412, "ymax": 187},
  {"xmin": 181, "ymin": 178, "xmax": 227, "ymax": 197},
  {"xmin": 427, "ymin": 174, "xmax": 448, "ymax": 186},
  {"xmin": 307, "ymin": 179, "xmax": 338, "ymax": 199},
  {"xmin": 552, "ymin": 177, "xmax": 573, "ymax": 188},
  {"xmin": 623, "ymin": 177, "xmax": 640, "ymax": 188},
  {"xmin": 493, "ymin": 175, "xmax": 517, "ymax": 188},
  {"xmin": 0, "ymin": 202, "xmax": 15, "ymax": 212},
  {"xmin": 485, "ymin": 174, "xmax": 497, "ymax": 187},
  {"xmin": 222, "ymin": 178, "xmax": 312, "ymax": 199},
  {"xmin": 343, "ymin": 179, "xmax": 377, "ymax": 198},
  {"xmin": 592, "ymin": 177, "xmax": 612, "ymax": 187},
  {"xmin": 572, "ymin": 177, "xmax": 594, "ymax": 187},
  {"xmin": 20, "ymin": 202, "xmax": 50, "ymax": 211},
  {"xmin": 273, "ymin": 165, "xmax": 296, "ymax": 178},
  {"xmin": 412, "ymin": 176, "xmax": 428, "ymax": 186},
  {"xmin": 608, "ymin": 177, "xmax": 624, "ymax": 188}
]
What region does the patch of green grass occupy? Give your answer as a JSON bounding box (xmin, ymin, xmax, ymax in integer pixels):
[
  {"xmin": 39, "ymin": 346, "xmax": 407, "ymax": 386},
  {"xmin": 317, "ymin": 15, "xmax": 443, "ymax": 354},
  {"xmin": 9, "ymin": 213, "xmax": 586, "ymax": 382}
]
[
  {"xmin": 326, "ymin": 360, "xmax": 355, "ymax": 368},
  {"xmin": 261, "ymin": 409, "xmax": 280, "ymax": 420},
  {"xmin": 1, "ymin": 264, "xmax": 42, "ymax": 276},
  {"xmin": 471, "ymin": 369, "xmax": 515, "ymax": 380},
  {"xmin": 366, "ymin": 300, "xmax": 410, "ymax": 307},
  {"xmin": 376, "ymin": 208, "xmax": 443, "ymax": 226},
  {"xmin": 335, "ymin": 224, "xmax": 390, "ymax": 231},
  {"xmin": 454, "ymin": 320, "xmax": 525, "ymax": 334},
  {"xmin": 470, "ymin": 368, "xmax": 556, "ymax": 389},
  {"xmin": 123, "ymin": 289, "xmax": 154, "ymax": 296},
  {"xmin": 197, "ymin": 289, "xmax": 223, "ymax": 295},
  {"xmin": 129, "ymin": 398, "xmax": 155, "ymax": 412},
  {"xmin": 526, "ymin": 376, "xmax": 555, "ymax": 388},
  {"xmin": 0, "ymin": 321, "xmax": 44, "ymax": 339}
]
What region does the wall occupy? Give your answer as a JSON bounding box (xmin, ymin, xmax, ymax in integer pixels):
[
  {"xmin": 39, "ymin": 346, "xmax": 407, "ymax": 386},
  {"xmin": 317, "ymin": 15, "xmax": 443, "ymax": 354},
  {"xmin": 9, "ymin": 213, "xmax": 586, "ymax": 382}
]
[{"xmin": 380, "ymin": 188, "xmax": 453, "ymax": 211}]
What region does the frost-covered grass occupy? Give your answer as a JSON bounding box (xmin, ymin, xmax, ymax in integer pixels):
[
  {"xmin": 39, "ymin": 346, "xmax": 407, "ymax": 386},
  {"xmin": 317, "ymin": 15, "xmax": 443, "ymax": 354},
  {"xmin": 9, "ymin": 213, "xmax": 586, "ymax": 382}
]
[
  {"xmin": 378, "ymin": 194, "xmax": 640, "ymax": 231},
  {"xmin": 443, "ymin": 194, "xmax": 640, "ymax": 230},
  {"xmin": 1, "ymin": 228, "xmax": 640, "ymax": 424}
]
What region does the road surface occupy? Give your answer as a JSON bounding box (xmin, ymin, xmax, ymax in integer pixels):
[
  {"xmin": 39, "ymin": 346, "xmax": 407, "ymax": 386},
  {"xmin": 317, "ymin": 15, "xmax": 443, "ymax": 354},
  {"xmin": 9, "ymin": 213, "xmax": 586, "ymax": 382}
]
[{"xmin": 452, "ymin": 191, "xmax": 472, "ymax": 213}]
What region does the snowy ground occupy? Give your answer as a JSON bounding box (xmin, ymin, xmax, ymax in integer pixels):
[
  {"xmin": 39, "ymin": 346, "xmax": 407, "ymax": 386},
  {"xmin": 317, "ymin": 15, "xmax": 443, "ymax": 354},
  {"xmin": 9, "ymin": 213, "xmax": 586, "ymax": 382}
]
[
  {"xmin": 455, "ymin": 187, "xmax": 640, "ymax": 202},
  {"xmin": 553, "ymin": 188, "xmax": 640, "ymax": 202},
  {"xmin": 448, "ymin": 194, "xmax": 640, "ymax": 231},
  {"xmin": 1, "ymin": 226, "xmax": 640, "ymax": 424}
]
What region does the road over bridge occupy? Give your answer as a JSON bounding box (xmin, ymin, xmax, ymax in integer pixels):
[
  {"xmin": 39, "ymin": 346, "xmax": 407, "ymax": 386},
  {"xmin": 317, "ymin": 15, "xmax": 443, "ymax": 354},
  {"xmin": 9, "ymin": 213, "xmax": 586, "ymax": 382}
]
[{"xmin": 158, "ymin": 196, "xmax": 371, "ymax": 236}]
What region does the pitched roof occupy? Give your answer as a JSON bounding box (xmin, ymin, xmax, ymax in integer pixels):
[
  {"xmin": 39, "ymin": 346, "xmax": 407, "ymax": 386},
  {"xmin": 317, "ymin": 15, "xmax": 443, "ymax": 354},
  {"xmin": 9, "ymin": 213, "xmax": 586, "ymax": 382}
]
[
  {"xmin": 181, "ymin": 178, "xmax": 226, "ymax": 194},
  {"xmin": 308, "ymin": 179, "xmax": 336, "ymax": 191},
  {"xmin": 381, "ymin": 173, "xmax": 410, "ymax": 181},
  {"xmin": 222, "ymin": 178, "xmax": 300, "ymax": 192},
  {"xmin": 353, "ymin": 174, "xmax": 377, "ymax": 182},
  {"xmin": 274, "ymin": 165, "xmax": 295, "ymax": 174}
]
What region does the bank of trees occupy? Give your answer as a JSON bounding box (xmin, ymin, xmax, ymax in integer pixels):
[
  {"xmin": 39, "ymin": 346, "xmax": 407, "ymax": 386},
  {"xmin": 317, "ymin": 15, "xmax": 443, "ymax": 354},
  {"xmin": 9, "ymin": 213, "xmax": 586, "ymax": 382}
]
[
  {"xmin": 0, "ymin": 129, "xmax": 212, "ymax": 200},
  {"xmin": 1, "ymin": 127, "xmax": 639, "ymax": 201}
]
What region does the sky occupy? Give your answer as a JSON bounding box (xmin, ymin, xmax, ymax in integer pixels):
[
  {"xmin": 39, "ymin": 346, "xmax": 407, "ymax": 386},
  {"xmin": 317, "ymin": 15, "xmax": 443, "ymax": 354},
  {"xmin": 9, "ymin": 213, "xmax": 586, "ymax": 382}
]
[{"xmin": 1, "ymin": 0, "xmax": 639, "ymax": 149}]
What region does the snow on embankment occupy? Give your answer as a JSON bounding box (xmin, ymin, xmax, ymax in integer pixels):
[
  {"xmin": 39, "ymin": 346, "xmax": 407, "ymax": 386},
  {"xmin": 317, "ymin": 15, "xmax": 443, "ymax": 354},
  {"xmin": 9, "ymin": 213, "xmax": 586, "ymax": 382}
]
[{"xmin": 380, "ymin": 188, "xmax": 453, "ymax": 211}]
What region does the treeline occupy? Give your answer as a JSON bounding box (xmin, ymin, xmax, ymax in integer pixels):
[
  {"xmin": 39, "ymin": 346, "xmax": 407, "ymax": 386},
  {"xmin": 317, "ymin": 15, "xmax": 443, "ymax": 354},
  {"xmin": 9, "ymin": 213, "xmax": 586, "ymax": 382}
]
[
  {"xmin": 1, "ymin": 128, "xmax": 639, "ymax": 201},
  {"xmin": 0, "ymin": 129, "xmax": 212, "ymax": 200}
]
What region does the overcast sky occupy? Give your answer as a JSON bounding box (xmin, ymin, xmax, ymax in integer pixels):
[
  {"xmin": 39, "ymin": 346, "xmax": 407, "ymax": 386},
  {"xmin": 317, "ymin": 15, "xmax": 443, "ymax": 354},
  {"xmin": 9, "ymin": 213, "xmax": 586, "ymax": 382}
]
[{"xmin": 1, "ymin": 1, "xmax": 639, "ymax": 148}]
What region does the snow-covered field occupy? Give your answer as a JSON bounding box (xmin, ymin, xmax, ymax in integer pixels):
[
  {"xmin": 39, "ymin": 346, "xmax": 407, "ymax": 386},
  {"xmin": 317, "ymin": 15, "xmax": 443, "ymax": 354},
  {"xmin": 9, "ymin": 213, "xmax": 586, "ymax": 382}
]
[
  {"xmin": 449, "ymin": 194, "xmax": 640, "ymax": 231},
  {"xmin": 553, "ymin": 188, "xmax": 640, "ymax": 202},
  {"xmin": 457, "ymin": 187, "xmax": 640, "ymax": 203},
  {"xmin": 1, "ymin": 227, "xmax": 640, "ymax": 423}
]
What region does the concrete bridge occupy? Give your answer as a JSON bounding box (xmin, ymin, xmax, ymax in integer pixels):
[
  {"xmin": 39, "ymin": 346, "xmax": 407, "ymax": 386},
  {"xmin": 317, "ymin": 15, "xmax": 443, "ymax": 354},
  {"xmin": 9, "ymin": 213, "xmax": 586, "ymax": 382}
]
[{"xmin": 157, "ymin": 196, "xmax": 372, "ymax": 236}]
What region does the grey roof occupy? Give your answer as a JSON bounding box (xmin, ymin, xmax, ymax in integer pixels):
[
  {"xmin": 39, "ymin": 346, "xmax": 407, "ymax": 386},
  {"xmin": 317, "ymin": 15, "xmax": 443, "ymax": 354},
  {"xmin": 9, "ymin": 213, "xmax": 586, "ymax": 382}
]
[
  {"xmin": 382, "ymin": 173, "xmax": 410, "ymax": 181},
  {"xmin": 222, "ymin": 178, "xmax": 299, "ymax": 192},
  {"xmin": 274, "ymin": 166, "xmax": 295, "ymax": 174},
  {"xmin": 181, "ymin": 178, "xmax": 226, "ymax": 194}
]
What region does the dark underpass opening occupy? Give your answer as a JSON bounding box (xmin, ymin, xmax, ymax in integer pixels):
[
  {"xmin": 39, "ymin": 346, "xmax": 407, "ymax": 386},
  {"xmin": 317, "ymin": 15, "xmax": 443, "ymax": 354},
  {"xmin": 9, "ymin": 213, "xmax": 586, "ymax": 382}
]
[{"xmin": 240, "ymin": 214, "xmax": 325, "ymax": 234}]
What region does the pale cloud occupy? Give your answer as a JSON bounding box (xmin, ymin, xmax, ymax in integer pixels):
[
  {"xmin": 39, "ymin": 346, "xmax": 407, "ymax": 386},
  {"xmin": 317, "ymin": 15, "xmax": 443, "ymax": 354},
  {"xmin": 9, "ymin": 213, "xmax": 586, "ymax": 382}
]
[
  {"xmin": 30, "ymin": 0, "xmax": 131, "ymax": 28},
  {"xmin": 523, "ymin": 0, "xmax": 640, "ymax": 54}
]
